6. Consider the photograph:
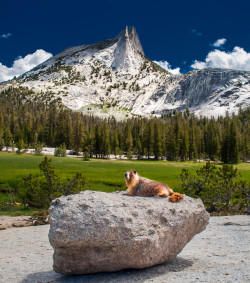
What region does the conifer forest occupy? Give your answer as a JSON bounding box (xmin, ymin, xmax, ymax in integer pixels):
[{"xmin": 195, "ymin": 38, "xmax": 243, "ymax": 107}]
[{"xmin": 0, "ymin": 87, "xmax": 249, "ymax": 164}]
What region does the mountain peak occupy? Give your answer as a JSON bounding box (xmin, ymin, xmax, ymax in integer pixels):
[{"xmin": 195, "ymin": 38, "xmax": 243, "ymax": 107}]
[
  {"xmin": 112, "ymin": 26, "xmax": 144, "ymax": 70},
  {"xmin": 116, "ymin": 26, "xmax": 144, "ymax": 55}
]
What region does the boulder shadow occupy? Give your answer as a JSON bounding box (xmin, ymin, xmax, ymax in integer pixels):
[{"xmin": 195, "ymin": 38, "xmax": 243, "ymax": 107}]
[{"xmin": 21, "ymin": 257, "xmax": 193, "ymax": 283}]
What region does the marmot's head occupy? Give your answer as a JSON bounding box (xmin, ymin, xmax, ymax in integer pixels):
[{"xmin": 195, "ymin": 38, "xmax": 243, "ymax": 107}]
[{"xmin": 124, "ymin": 170, "xmax": 138, "ymax": 181}]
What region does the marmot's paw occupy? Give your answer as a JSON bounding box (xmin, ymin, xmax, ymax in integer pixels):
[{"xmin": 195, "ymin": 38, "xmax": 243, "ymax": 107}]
[
  {"xmin": 157, "ymin": 192, "xmax": 169, "ymax": 197},
  {"xmin": 168, "ymin": 193, "xmax": 184, "ymax": 202}
]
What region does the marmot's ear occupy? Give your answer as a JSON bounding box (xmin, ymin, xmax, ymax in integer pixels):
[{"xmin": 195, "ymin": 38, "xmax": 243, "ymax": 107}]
[{"xmin": 133, "ymin": 170, "xmax": 137, "ymax": 174}]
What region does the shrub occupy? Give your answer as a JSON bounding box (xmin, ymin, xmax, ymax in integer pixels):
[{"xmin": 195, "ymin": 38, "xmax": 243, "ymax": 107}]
[
  {"xmin": 0, "ymin": 188, "xmax": 16, "ymax": 211},
  {"xmin": 83, "ymin": 151, "xmax": 90, "ymax": 161},
  {"xmin": 16, "ymin": 139, "xmax": 25, "ymax": 154},
  {"xmin": 176, "ymin": 162, "xmax": 249, "ymax": 213},
  {"xmin": 54, "ymin": 143, "xmax": 67, "ymax": 157},
  {"xmin": 17, "ymin": 156, "xmax": 87, "ymax": 208},
  {"xmin": 34, "ymin": 143, "xmax": 43, "ymax": 155}
]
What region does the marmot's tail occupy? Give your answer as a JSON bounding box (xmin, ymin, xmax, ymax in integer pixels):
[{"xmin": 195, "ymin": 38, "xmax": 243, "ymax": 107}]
[{"xmin": 169, "ymin": 192, "xmax": 184, "ymax": 203}]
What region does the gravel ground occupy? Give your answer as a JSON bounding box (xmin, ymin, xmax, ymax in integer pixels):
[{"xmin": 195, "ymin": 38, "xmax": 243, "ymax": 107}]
[{"xmin": 0, "ymin": 215, "xmax": 249, "ymax": 283}]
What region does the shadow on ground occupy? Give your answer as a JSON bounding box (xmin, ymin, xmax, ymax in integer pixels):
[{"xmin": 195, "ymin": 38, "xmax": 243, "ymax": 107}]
[{"xmin": 21, "ymin": 257, "xmax": 193, "ymax": 283}]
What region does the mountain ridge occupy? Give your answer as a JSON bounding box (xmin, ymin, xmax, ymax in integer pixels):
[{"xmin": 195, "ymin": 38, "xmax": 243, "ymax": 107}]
[{"xmin": 1, "ymin": 27, "xmax": 250, "ymax": 118}]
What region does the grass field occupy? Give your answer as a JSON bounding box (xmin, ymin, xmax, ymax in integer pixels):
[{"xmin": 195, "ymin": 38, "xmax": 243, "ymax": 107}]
[
  {"xmin": 1, "ymin": 152, "xmax": 249, "ymax": 192},
  {"xmin": 0, "ymin": 152, "xmax": 249, "ymax": 215}
]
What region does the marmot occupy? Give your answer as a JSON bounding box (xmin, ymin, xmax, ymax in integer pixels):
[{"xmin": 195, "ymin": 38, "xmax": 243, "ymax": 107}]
[{"xmin": 124, "ymin": 170, "xmax": 184, "ymax": 202}]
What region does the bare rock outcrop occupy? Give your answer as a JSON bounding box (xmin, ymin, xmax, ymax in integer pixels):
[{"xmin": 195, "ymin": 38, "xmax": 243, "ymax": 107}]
[
  {"xmin": 112, "ymin": 26, "xmax": 144, "ymax": 70},
  {"xmin": 48, "ymin": 190, "xmax": 209, "ymax": 275},
  {"xmin": 0, "ymin": 216, "xmax": 33, "ymax": 229}
]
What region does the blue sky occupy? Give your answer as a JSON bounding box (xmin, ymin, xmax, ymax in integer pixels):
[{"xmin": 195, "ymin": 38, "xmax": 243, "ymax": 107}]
[{"xmin": 0, "ymin": 0, "xmax": 250, "ymax": 81}]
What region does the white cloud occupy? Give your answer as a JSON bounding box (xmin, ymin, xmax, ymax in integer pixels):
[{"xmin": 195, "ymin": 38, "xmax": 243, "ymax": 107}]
[
  {"xmin": 154, "ymin": 60, "xmax": 180, "ymax": 74},
  {"xmin": 0, "ymin": 49, "xmax": 52, "ymax": 82},
  {"xmin": 212, "ymin": 38, "xmax": 227, "ymax": 48},
  {"xmin": 0, "ymin": 33, "xmax": 12, "ymax": 39},
  {"xmin": 191, "ymin": 46, "xmax": 250, "ymax": 71}
]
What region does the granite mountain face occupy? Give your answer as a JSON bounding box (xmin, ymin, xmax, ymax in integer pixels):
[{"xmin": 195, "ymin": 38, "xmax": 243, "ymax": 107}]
[{"xmin": 1, "ymin": 26, "xmax": 250, "ymax": 118}]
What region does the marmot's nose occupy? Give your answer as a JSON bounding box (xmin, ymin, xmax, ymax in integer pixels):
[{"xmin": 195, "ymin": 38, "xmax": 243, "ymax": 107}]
[{"xmin": 124, "ymin": 173, "xmax": 129, "ymax": 179}]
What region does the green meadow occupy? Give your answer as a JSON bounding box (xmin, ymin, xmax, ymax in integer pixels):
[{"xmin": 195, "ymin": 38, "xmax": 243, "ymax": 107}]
[
  {"xmin": 0, "ymin": 152, "xmax": 249, "ymax": 216},
  {"xmin": 1, "ymin": 152, "xmax": 249, "ymax": 193}
]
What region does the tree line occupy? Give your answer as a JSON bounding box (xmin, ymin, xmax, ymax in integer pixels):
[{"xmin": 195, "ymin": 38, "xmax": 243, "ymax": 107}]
[{"xmin": 0, "ymin": 87, "xmax": 249, "ymax": 163}]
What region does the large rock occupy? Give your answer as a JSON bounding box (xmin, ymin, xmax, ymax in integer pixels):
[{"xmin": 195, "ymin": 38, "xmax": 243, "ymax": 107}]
[{"xmin": 48, "ymin": 190, "xmax": 209, "ymax": 275}]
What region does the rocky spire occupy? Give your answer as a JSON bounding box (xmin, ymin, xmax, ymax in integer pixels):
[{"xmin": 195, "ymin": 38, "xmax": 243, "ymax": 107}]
[
  {"xmin": 125, "ymin": 26, "xmax": 129, "ymax": 37},
  {"xmin": 127, "ymin": 26, "xmax": 144, "ymax": 55},
  {"xmin": 112, "ymin": 26, "xmax": 144, "ymax": 70}
]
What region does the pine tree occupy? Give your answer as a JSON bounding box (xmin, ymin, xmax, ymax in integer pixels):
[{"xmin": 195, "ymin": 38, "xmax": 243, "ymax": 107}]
[
  {"xmin": 228, "ymin": 120, "xmax": 239, "ymax": 163},
  {"xmin": 124, "ymin": 122, "xmax": 133, "ymax": 158},
  {"xmin": 4, "ymin": 128, "xmax": 12, "ymax": 150},
  {"xmin": 101, "ymin": 122, "xmax": 110, "ymax": 158},
  {"xmin": 45, "ymin": 105, "xmax": 58, "ymax": 146},
  {"xmin": 0, "ymin": 111, "xmax": 4, "ymax": 131},
  {"xmin": 166, "ymin": 127, "xmax": 176, "ymax": 161},
  {"xmin": 112, "ymin": 131, "xmax": 120, "ymax": 157},
  {"xmin": 221, "ymin": 120, "xmax": 230, "ymax": 163},
  {"xmin": 174, "ymin": 117, "xmax": 181, "ymax": 159},
  {"xmin": 0, "ymin": 130, "xmax": 5, "ymax": 151},
  {"xmin": 144, "ymin": 121, "xmax": 154, "ymax": 159},
  {"xmin": 135, "ymin": 137, "xmax": 143, "ymax": 159},
  {"xmin": 179, "ymin": 129, "xmax": 189, "ymax": 161},
  {"xmin": 189, "ymin": 126, "xmax": 197, "ymax": 160},
  {"xmin": 72, "ymin": 113, "xmax": 84, "ymax": 155},
  {"xmin": 205, "ymin": 120, "xmax": 220, "ymax": 160},
  {"xmin": 94, "ymin": 124, "xmax": 101, "ymax": 158},
  {"xmin": 153, "ymin": 120, "xmax": 162, "ymax": 160}
]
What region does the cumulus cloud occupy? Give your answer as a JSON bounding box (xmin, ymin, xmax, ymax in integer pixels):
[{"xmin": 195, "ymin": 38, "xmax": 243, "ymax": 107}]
[
  {"xmin": 191, "ymin": 29, "xmax": 202, "ymax": 36},
  {"xmin": 0, "ymin": 33, "xmax": 12, "ymax": 39},
  {"xmin": 0, "ymin": 49, "xmax": 52, "ymax": 82},
  {"xmin": 191, "ymin": 46, "xmax": 250, "ymax": 71},
  {"xmin": 212, "ymin": 38, "xmax": 227, "ymax": 48},
  {"xmin": 154, "ymin": 60, "xmax": 180, "ymax": 75}
]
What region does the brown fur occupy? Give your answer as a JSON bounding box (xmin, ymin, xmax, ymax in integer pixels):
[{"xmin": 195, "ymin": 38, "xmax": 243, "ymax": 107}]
[{"xmin": 124, "ymin": 170, "xmax": 184, "ymax": 202}]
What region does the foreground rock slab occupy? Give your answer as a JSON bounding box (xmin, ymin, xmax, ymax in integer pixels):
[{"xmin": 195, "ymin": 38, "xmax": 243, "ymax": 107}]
[
  {"xmin": 1, "ymin": 216, "xmax": 249, "ymax": 283},
  {"xmin": 49, "ymin": 191, "xmax": 209, "ymax": 275}
]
